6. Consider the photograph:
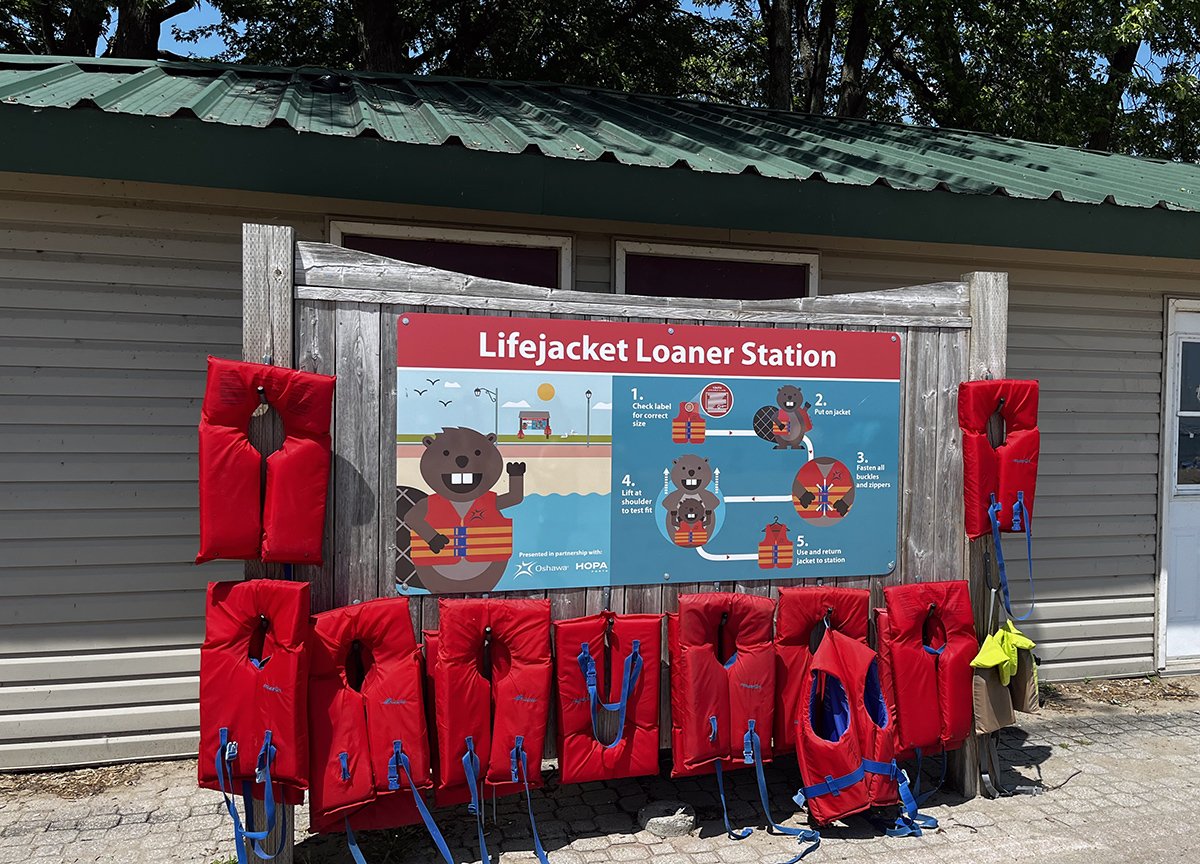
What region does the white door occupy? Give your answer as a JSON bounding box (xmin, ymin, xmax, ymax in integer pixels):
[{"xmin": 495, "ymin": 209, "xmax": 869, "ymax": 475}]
[{"xmin": 1165, "ymin": 310, "xmax": 1200, "ymax": 661}]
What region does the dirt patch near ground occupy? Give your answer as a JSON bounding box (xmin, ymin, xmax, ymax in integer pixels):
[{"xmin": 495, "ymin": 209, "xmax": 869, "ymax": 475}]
[
  {"xmin": 1041, "ymin": 675, "xmax": 1200, "ymax": 713},
  {"xmin": 0, "ymin": 763, "xmax": 144, "ymax": 799}
]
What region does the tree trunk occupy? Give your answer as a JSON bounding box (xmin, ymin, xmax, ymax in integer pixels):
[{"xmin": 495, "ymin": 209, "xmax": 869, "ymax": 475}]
[
  {"xmin": 837, "ymin": 0, "xmax": 871, "ymax": 116},
  {"xmin": 107, "ymin": 0, "xmax": 196, "ymax": 60},
  {"xmin": 764, "ymin": 0, "xmax": 794, "ymax": 110},
  {"xmin": 802, "ymin": 0, "xmax": 835, "ymax": 114},
  {"xmin": 353, "ymin": 0, "xmax": 421, "ymax": 73},
  {"xmin": 62, "ymin": 0, "xmax": 109, "ymax": 57},
  {"xmin": 1088, "ymin": 40, "xmax": 1140, "ymax": 151}
]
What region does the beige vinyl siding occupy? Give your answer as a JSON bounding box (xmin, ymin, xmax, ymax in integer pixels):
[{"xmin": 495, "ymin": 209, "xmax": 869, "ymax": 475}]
[{"xmin": 0, "ymin": 183, "xmax": 323, "ymax": 770}]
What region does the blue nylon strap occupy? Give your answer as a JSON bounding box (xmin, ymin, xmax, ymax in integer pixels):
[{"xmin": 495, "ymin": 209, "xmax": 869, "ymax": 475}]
[
  {"xmin": 510, "ymin": 737, "xmax": 551, "ymax": 864},
  {"xmin": 215, "ymin": 729, "xmax": 249, "ymax": 864},
  {"xmin": 862, "ymin": 759, "xmax": 937, "ymax": 837},
  {"xmin": 390, "ymin": 740, "xmax": 455, "ymax": 864},
  {"xmin": 744, "ymin": 720, "xmax": 822, "ymax": 862},
  {"xmin": 713, "ymin": 759, "xmax": 752, "ymax": 841},
  {"xmin": 249, "ymin": 793, "xmax": 288, "ymax": 861},
  {"xmin": 799, "ymin": 764, "xmax": 865, "ymax": 801},
  {"xmin": 1011, "ymin": 492, "xmax": 1036, "ymax": 620},
  {"xmin": 989, "ymin": 494, "xmax": 1035, "ymax": 621},
  {"xmin": 577, "ymin": 639, "xmax": 644, "ymax": 749},
  {"xmin": 462, "ymin": 737, "xmax": 492, "ymax": 864},
  {"xmin": 345, "ymin": 818, "xmax": 369, "ymax": 864},
  {"xmin": 339, "ymin": 752, "xmax": 350, "ymax": 782}
]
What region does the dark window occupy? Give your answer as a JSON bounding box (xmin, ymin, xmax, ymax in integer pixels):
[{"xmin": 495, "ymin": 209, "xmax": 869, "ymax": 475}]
[
  {"xmin": 623, "ymin": 252, "xmax": 810, "ymax": 300},
  {"xmin": 343, "ymin": 234, "xmax": 562, "ymax": 289}
]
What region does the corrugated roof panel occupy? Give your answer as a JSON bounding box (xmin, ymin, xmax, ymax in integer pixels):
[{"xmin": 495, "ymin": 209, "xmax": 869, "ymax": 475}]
[{"xmin": 2, "ymin": 54, "xmax": 1200, "ymax": 214}]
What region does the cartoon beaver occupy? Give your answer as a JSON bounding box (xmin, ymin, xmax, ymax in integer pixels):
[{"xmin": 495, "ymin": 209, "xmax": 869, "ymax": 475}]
[
  {"xmin": 402, "ymin": 426, "xmax": 525, "ymax": 594},
  {"xmin": 662, "ymin": 454, "xmax": 719, "ymax": 547},
  {"xmin": 753, "ymin": 385, "xmax": 813, "ymax": 450}
]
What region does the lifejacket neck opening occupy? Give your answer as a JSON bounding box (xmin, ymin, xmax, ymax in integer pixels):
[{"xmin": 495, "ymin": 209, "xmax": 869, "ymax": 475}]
[
  {"xmin": 922, "ymin": 604, "xmax": 947, "ymax": 654},
  {"xmin": 808, "ymin": 607, "xmax": 834, "ymax": 654},
  {"xmin": 602, "ymin": 616, "xmax": 614, "ymax": 696},
  {"xmin": 987, "ymin": 397, "xmax": 1008, "ymax": 447},
  {"xmin": 716, "ymin": 611, "xmax": 735, "ymax": 667},
  {"xmin": 480, "ymin": 626, "xmax": 493, "ymax": 682},
  {"xmin": 248, "ymin": 614, "xmax": 269, "ymax": 667},
  {"xmin": 346, "ymin": 638, "xmax": 371, "ymax": 692}
]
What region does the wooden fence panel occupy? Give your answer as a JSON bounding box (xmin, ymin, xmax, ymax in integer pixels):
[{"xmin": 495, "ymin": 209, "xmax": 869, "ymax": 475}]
[{"xmin": 277, "ymin": 236, "xmax": 999, "ymax": 793}]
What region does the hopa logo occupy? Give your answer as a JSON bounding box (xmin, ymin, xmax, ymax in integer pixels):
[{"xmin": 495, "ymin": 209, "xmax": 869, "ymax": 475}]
[{"xmin": 576, "ymin": 561, "xmax": 609, "ymax": 571}]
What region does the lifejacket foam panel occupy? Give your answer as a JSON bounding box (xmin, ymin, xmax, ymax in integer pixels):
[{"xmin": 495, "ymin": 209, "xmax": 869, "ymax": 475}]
[
  {"xmin": 555, "ymin": 612, "xmax": 663, "ymax": 785},
  {"xmin": 198, "ymin": 579, "xmax": 310, "ymax": 795},
  {"xmin": 958, "ymin": 379, "xmax": 1039, "ymax": 539},
  {"xmin": 197, "ymin": 356, "xmax": 335, "ymax": 564},
  {"xmin": 774, "ymin": 587, "xmax": 869, "ymax": 752},
  {"xmin": 881, "ymin": 581, "xmax": 977, "ymax": 755},
  {"xmin": 669, "ymin": 592, "xmax": 775, "ymax": 777},
  {"xmin": 433, "ymin": 599, "xmax": 552, "ymax": 796},
  {"xmin": 308, "ymin": 597, "xmax": 431, "ymax": 832}
]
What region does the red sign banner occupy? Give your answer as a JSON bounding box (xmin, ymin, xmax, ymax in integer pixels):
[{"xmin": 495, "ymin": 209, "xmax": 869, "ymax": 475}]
[{"xmin": 397, "ymin": 313, "xmax": 900, "ymax": 381}]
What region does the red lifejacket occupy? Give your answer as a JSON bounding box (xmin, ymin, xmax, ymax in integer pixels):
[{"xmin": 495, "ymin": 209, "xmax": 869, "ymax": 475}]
[
  {"xmin": 958, "ymin": 379, "xmax": 1039, "ymax": 539},
  {"xmin": 672, "ymin": 401, "xmax": 706, "ymax": 444},
  {"xmin": 774, "ymin": 587, "xmax": 869, "ymax": 754},
  {"xmin": 197, "ymin": 357, "xmax": 335, "ymax": 564},
  {"xmin": 199, "ymin": 579, "xmax": 309, "ymax": 861},
  {"xmin": 432, "ymin": 599, "xmax": 553, "ymax": 864},
  {"xmin": 879, "ymin": 582, "xmax": 977, "ymax": 757},
  {"xmin": 757, "ymin": 521, "xmax": 793, "ymax": 569},
  {"xmin": 670, "ymin": 593, "xmax": 824, "ymax": 850},
  {"xmin": 668, "ymin": 592, "xmax": 775, "ymax": 777},
  {"xmin": 794, "ymin": 627, "xmax": 925, "ymax": 831},
  {"xmin": 409, "ymin": 491, "xmax": 514, "ymax": 565},
  {"xmin": 554, "ymin": 611, "xmax": 663, "ymax": 785}
]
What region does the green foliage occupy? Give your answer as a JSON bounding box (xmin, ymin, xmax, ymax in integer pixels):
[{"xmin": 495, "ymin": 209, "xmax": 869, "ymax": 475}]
[{"xmin": 6, "ymin": 0, "xmax": 1200, "ymax": 160}]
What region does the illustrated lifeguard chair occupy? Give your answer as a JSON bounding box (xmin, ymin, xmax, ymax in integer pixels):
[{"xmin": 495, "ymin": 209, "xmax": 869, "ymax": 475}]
[{"xmin": 517, "ymin": 410, "xmax": 552, "ymax": 439}]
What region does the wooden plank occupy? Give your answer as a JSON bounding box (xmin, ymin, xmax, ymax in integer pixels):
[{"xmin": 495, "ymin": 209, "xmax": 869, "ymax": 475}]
[
  {"xmin": 242, "ymin": 224, "xmax": 294, "ymax": 584},
  {"xmin": 378, "ymin": 309, "xmax": 399, "ymax": 600},
  {"xmin": 296, "ymin": 286, "xmax": 970, "ymax": 328},
  {"xmin": 933, "ymin": 327, "xmax": 968, "ymax": 578},
  {"xmin": 951, "ymin": 270, "xmax": 1009, "ymax": 800},
  {"xmin": 295, "ymin": 299, "xmax": 338, "ymax": 613},
  {"xmin": 242, "ymin": 223, "xmax": 297, "ymax": 861},
  {"xmin": 333, "ymin": 302, "xmax": 382, "ymax": 608}
]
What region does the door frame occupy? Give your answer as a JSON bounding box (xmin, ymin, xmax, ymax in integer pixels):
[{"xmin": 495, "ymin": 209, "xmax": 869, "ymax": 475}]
[{"xmin": 1157, "ymin": 297, "xmax": 1200, "ymax": 672}]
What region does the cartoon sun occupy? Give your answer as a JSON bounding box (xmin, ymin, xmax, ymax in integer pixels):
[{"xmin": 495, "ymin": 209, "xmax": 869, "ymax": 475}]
[{"xmin": 537, "ymin": 382, "xmax": 556, "ymax": 401}]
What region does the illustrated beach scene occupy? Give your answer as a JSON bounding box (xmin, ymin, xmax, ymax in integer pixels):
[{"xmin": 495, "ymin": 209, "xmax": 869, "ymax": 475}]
[
  {"xmin": 395, "ymin": 367, "xmax": 614, "ymax": 594},
  {"xmin": 396, "ymin": 368, "xmax": 612, "ymax": 496}
]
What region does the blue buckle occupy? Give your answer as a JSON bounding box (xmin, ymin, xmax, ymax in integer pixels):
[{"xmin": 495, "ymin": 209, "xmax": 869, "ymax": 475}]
[
  {"xmin": 825, "ymin": 775, "xmax": 839, "ymax": 797},
  {"xmin": 388, "ymin": 741, "xmax": 402, "ymax": 791},
  {"xmin": 510, "ymin": 736, "xmax": 524, "ymax": 783}
]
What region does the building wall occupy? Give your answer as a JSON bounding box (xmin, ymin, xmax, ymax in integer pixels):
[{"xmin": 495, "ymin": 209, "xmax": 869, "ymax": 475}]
[{"xmin": 0, "ymin": 171, "xmax": 1193, "ymax": 769}]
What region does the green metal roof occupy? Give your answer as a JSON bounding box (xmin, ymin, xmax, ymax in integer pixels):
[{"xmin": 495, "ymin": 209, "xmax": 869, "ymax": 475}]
[{"xmin": 3, "ymin": 54, "xmax": 1200, "ymax": 213}]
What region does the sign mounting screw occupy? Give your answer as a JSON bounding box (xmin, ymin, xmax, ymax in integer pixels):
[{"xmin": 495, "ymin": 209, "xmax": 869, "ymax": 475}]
[{"xmin": 402, "ymin": 317, "xmax": 410, "ymax": 325}]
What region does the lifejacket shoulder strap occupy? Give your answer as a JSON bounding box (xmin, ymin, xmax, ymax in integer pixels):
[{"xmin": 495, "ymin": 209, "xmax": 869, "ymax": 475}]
[
  {"xmin": 387, "ymin": 741, "xmax": 454, "ymax": 864},
  {"xmin": 744, "ymin": 720, "xmax": 821, "ymax": 862},
  {"xmin": 989, "ymin": 493, "xmax": 1036, "ymax": 621},
  {"xmin": 510, "ymin": 737, "xmax": 550, "ymax": 864},
  {"xmin": 577, "ymin": 639, "xmax": 643, "ymax": 749}
]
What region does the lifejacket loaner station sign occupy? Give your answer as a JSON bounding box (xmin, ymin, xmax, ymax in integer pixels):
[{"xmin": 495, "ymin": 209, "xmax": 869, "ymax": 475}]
[{"xmin": 395, "ymin": 314, "xmax": 900, "ymax": 594}]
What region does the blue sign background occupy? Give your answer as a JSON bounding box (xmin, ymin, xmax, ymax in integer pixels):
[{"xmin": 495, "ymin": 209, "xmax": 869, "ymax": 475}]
[{"xmin": 608, "ymin": 375, "xmax": 899, "ymax": 584}]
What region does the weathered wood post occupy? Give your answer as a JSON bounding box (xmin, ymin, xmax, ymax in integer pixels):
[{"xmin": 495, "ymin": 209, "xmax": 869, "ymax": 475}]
[
  {"xmin": 242, "ymin": 223, "xmax": 296, "ymax": 862},
  {"xmin": 949, "ymin": 270, "xmax": 1009, "ymax": 798}
]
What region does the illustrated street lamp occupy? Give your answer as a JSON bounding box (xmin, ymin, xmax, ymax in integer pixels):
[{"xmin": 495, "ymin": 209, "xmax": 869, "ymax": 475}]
[
  {"xmin": 585, "ymin": 389, "xmax": 592, "ymax": 447},
  {"xmin": 474, "ymin": 386, "xmax": 499, "ymax": 436}
]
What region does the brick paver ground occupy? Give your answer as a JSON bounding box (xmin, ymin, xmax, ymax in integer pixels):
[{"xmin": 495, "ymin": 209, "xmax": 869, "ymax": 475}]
[{"xmin": 3, "ymin": 698, "xmax": 1198, "ymax": 863}]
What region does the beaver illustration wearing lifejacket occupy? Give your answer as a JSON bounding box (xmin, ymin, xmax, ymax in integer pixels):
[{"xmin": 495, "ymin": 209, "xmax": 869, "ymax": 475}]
[
  {"xmin": 403, "ymin": 426, "xmax": 525, "ymax": 594},
  {"xmin": 752, "ymin": 384, "xmax": 813, "ymax": 450},
  {"xmin": 663, "ymin": 454, "xmax": 719, "ymax": 547}
]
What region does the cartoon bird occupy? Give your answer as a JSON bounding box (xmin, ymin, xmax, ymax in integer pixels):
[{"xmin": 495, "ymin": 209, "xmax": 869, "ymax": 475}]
[
  {"xmin": 438, "ymin": 399, "xmax": 453, "ymax": 407},
  {"xmin": 426, "ymin": 378, "xmax": 440, "ymax": 386},
  {"xmin": 414, "ymin": 388, "xmax": 427, "ymax": 396}
]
